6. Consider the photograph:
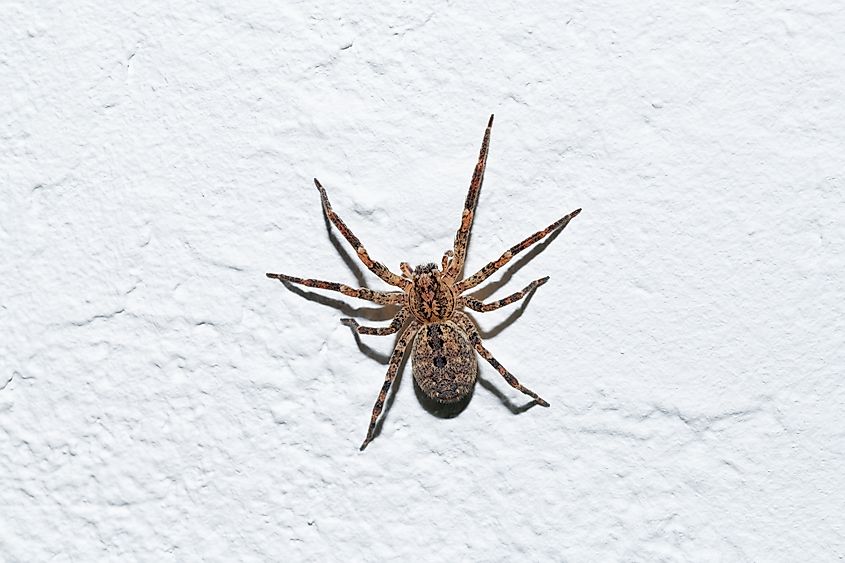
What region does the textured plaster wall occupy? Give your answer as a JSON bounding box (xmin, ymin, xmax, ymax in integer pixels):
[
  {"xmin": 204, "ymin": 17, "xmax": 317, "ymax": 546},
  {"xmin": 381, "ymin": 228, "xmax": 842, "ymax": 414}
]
[{"xmin": 2, "ymin": 1, "xmax": 844, "ymax": 561}]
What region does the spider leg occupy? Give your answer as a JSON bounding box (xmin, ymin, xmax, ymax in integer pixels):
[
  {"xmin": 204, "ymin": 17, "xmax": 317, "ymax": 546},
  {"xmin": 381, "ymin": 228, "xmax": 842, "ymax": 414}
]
[
  {"xmin": 342, "ymin": 308, "xmax": 409, "ymax": 336},
  {"xmin": 266, "ymin": 272, "xmax": 404, "ymax": 305},
  {"xmin": 461, "ymin": 277, "xmax": 548, "ymax": 313},
  {"xmin": 456, "ymin": 208, "xmax": 580, "ymax": 293},
  {"xmin": 447, "ymin": 115, "xmax": 494, "ymax": 279},
  {"xmin": 360, "ymin": 321, "xmax": 420, "ymax": 450},
  {"xmin": 313, "ymin": 178, "xmax": 409, "ymax": 289},
  {"xmin": 453, "ymin": 312, "xmax": 549, "ymax": 407},
  {"xmin": 440, "ymin": 250, "xmax": 453, "ymax": 272}
]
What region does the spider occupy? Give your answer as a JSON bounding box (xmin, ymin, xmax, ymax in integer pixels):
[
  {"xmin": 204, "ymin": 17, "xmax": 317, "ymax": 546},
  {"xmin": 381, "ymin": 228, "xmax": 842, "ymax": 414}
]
[{"xmin": 267, "ymin": 115, "xmax": 581, "ymax": 450}]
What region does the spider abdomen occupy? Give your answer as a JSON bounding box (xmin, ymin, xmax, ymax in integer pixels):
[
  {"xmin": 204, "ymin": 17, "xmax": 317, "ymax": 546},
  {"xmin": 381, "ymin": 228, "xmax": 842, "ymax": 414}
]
[{"xmin": 411, "ymin": 321, "xmax": 477, "ymax": 403}]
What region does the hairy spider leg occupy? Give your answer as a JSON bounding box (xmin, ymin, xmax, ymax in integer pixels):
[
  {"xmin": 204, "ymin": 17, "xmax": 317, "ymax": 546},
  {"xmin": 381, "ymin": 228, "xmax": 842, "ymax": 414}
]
[
  {"xmin": 461, "ymin": 277, "xmax": 549, "ymax": 313},
  {"xmin": 456, "ymin": 208, "xmax": 581, "ymax": 293},
  {"xmin": 360, "ymin": 321, "xmax": 421, "ymax": 450},
  {"xmin": 265, "ymin": 273, "xmax": 404, "ymax": 305},
  {"xmin": 313, "ymin": 178, "xmax": 409, "ymax": 289},
  {"xmin": 453, "ymin": 312, "xmax": 550, "ymax": 407},
  {"xmin": 341, "ymin": 308, "xmax": 409, "ymax": 335},
  {"xmin": 448, "ymin": 114, "xmax": 494, "ymax": 279}
]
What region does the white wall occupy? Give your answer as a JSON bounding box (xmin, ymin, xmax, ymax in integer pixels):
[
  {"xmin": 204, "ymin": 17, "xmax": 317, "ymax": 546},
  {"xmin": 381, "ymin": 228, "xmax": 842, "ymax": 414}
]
[{"xmin": 2, "ymin": 1, "xmax": 843, "ymax": 560}]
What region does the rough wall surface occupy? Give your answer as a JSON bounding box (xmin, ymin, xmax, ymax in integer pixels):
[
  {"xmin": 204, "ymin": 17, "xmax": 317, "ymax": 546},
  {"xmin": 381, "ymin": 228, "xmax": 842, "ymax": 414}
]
[{"xmin": 2, "ymin": 1, "xmax": 844, "ymax": 561}]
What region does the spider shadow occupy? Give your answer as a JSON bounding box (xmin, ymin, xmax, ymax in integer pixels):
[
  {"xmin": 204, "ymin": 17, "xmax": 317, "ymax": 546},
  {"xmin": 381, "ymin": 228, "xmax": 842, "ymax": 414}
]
[
  {"xmin": 464, "ymin": 224, "xmax": 566, "ymax": 302},
  {"xmin": 465, "ymin": 285, "xmax": 541, "ymax": 340},
  {"xmin": 365, "ymin": 329, "xmax": 411, "ymax": 444},
  {"xmin": 476, "ymin": 374, "xmax": 542, "ymax": 414},
  {"xmin": 322, "ymin": 203, "xmax": 368, "ymax": 288},
  {"xmin": 463, "ymin": 291, "xmax": 547, "ymax": 413},
  {"xmin": 413, "ymin": 380, "xmax": 474, "ymax": 419},
  {"xmin": 281, "ymin": 282, "xmax": 397, "ymax": 321}
]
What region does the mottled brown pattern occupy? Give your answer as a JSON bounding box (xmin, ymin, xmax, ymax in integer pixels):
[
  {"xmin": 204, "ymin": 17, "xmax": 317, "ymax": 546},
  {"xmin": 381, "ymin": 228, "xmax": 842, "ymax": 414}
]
[
  {"xmin": 408, "ymin": 263, "xmax": 456, "ymax": 323},
  {"xmin": 266, "ymin": 273, "xmax": 404, "ymax": 305},
  {"xmin": 447, "ymin": 114, "xmax": 493, "ymax": 279},
  {"xmin": 359, "ymin": 320, "xmax": 420, "ymax": 451},
  {"xmin": 461, "ymin": 277, "xmax": 549, "ymax": 313},
  {"xmin": 411, "ymin": 322, "xmax": 477, "ymax": 403},
  {"xmin": 342, "ymin": 309, "xmax": 409, "ymax": 336},
  {"xmin": 266, "ymin": 115, "xmax": 581, "ymax": 449}
]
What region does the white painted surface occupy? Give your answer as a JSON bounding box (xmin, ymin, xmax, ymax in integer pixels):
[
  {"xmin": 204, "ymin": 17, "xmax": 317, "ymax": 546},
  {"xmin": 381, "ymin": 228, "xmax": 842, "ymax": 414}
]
[{"xmin": 2, "ymin": 2, "xmax": 844, "ymax": 561}]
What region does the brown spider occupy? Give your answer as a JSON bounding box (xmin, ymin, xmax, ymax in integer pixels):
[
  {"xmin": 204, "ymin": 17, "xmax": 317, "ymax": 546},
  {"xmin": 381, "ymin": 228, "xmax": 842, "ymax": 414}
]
[{"xmin": 267, "ymin": 115, "xmax": 581, "ymax": 450}]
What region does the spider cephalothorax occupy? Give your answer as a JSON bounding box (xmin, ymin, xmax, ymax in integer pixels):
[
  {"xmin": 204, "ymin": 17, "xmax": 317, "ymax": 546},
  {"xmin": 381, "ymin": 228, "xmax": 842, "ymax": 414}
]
[
  {"xmin": 267, "ymin": 115, "xmax": 581, "ymax": 449},
  {"xmin": 406, "ymin": 262, "xmax": 456, "ymax": 323}
]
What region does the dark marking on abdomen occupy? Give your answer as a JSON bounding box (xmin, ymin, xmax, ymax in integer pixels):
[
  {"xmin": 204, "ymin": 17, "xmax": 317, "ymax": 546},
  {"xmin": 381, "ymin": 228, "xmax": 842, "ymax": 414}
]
[{"xmin": 427, "ymin": 325, "xmax": 445, "ymax": 350}]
